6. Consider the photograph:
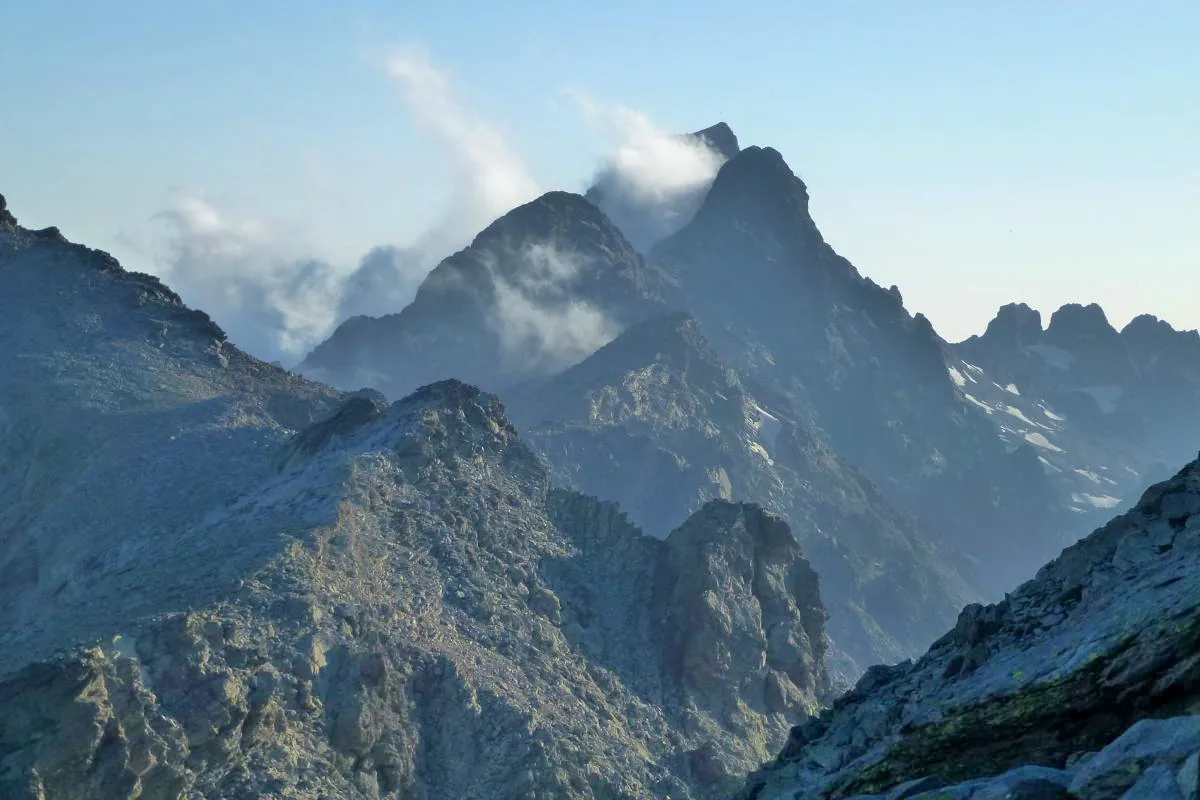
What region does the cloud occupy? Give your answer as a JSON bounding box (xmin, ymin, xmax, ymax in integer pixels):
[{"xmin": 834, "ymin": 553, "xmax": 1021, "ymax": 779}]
[
  {"xmin": 480, "ymin": 242, "xmax": 619, "ymax": 372},
  {"xmin": 336, "ymin": 245, "xmax": 429, "ymax": 321},
  {"xmin": 386, "ymin": 45, "xmax": 541, "ymax": 258},
  {"xmin": 151, "ymin": 47, "xmax": 543, "ymax": 366},
  {"xmin": 147, "ymin": 52, "xmax": 711, "ymax": 376},
  {"xmin": 570, "ymin": 90, "xmax": 727, "ymax": 251},
  {"xmin": 152, "ymin": 196, "xmax": 342, "ymax": 364}
]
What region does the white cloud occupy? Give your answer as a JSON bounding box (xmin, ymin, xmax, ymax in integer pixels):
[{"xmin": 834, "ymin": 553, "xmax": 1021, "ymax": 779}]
[
  {"xmin": 152, "ymin": 196, "xmax": 342, "ymax": 364},
  {"xmin": 151, "ymin": 47, "xmax": 544, "ymax": 365},
  {"xmin": 480, "ymin": 242, "xmax": 619, "ymax": 372},
  {"xmin": 146, "ymin": 52, "xmax": 717, "ymax": 375},
  {"xmin": 570, "ymin": 89, "xmax": 727, "ymax": 251},
  {"xmin": 386, "ymin": 45, "xmax": 542, "ymax": 258}
]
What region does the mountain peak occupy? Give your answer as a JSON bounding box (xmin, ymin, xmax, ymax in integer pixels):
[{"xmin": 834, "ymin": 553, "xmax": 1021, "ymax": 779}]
[
  {"xmin": 676, "ymin": 146, "xmax": 822, "ymax": 250},
  {"xmin": 690, "ymin": 122, "xmax": 740, "ymax": 160},
  {"xmin": 979, "ymin": 302, "xmax": 1044, "ymax": 345},
  {"xmin": 1046, "ymin": 302, "xmax": 1117, "ymax": 340},
  {"xmin": 1121, "ymin": 313, "xmax": 1174, "ymax": 337},
  {"xmin": 476, "ymin": 190, "xmax": 618, "ymax": 243},
  {"xmin": 0, "ymin": 192, "xmax": 16, "ymax": 227}
]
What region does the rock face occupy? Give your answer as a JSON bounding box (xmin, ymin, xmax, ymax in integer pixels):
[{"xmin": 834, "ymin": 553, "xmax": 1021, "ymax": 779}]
[
  {"xmin": 0, "ymin": 200, "xmax": 831, "ymax": 798},
  {"xmin": 650, "ymin": 146, "xmax": 1067, "ymax": 596},
  {"xmin": 950, "ymin": 301, "xmax": 1200, "ymax": 537},
  {"xmin": 301, "ymin": 190, "xmax": 672, "ymax": 399},
  {"xmin": 507, "ymin": 313, "xmax": 978, "ymax": 682},
  {"xmin": 736, "ymin": 453, "xmax": 1200, "ymax": 799}
]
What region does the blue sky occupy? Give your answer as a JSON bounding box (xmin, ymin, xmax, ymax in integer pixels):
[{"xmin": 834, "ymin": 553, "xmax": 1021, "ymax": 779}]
[{"xmin": 2, "ymin": 0, "xmax": 1197, "ymax": 349}]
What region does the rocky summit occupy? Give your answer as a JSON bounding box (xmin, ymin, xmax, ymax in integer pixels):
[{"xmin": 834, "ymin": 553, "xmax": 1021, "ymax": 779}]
[{"xmin": 0, "ymin": 196, "xmax": 832, "ymax": 798}]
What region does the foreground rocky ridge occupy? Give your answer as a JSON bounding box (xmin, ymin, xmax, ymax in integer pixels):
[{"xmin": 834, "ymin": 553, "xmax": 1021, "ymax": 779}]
[
  {"xmin": 738, "ymin": 454, "xmax": 1200, "ymax": 799},
  {"xmin": 0, "ymin": 197, "xmax": 832, "ymax": 798}
]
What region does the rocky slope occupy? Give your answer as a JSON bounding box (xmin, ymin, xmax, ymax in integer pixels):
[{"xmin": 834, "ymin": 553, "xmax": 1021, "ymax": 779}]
[
  {"xmin": 738, "ymin": 452, "xmax": 1200, "ymax": 799},
  {"xmin": 0, "ymin": 193, "xmax": 832, "ymax": 799},
  {"xmin": 949, "ymin": 302, "xmax": 1200, "ymax": 528},
  {"xmin": 301, "ymin": 191, "xmax": 672, "ymax": 399},
  {"xmin": 506, "ymin": 312, "xmax": 979, "ymax": 682}
]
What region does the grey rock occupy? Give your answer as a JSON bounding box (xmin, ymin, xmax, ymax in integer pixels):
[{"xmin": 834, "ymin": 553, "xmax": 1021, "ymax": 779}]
[
  {"xmin": 735, "ymin": 454, "xmax": 1200, "ymax": 800},
  {"xmin": 1179, "ymin": 752, "xmax": 1200, "ymax": 800},
  {"xmin": 1120, "ymin": 765, "xmax": 1184, "ymax": 799},
  {"xmin": 1071, "ymin": 717, "xmax": 1200, "ymax": 798}
]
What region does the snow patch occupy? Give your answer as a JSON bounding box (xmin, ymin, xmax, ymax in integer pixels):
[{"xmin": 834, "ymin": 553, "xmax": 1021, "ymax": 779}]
[
  {"xmin": 1023, "ymin": 431, "xmax": 1065, "ymax": 453},
  {"xmin": 963, "ymin": 394, "xmax": 994, "ymax": 414},
  {"xmin": 1003, "ymin": 405, "xmax": 1050, "ymax": 430},
  {"xmin": 1072, "ymin": 492, "xmax": 1121, "ymax": 509},
  {"xmin": 1026, "ymin": 343, "xmax": 1075, "ymax": 370},
  {"xmin": 1082, "ymin": 385, "xmax": 1122, "ymax": 414},
  {"xmin": 748, "ymin": 401, "xmax": 783, "ymax": 447},
  {"xmin": 963, "ymin": 362, "xmax": 985, "ymax": 375},
  {"xmin": 1002, "ymin": 383, "xmax": 1021, "ymax": 396},
  {"xmin": 947, "ymin": 366, "xmax": 968, "ymax": 388},
  {"xmin": 1072, "ymin": 468, "xmax": 1116, "ymax": 486},
  {"xmin": 1039, "ymin": 456, "xmax": 1063, "ymax": 473},
  {"xmin": 1039, "ymin": 404, "xmax": 1066, "ymax": 422}
]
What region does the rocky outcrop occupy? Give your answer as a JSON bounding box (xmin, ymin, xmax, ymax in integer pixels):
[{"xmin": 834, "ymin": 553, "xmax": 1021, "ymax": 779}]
[
  {"xmin": 545, "ymin": 494, "xmax": 832, "ymax": 795},
  {"xmin": 0, "ymin": 202, "xmax": 831, "ymax": 798},
  {"xmin": 0, "ymin": 192, "xmax": 16, "ymax": 228},
  {"xmin": 737, "ymin": 454, "xmax": 1200, "ymax": 799}
]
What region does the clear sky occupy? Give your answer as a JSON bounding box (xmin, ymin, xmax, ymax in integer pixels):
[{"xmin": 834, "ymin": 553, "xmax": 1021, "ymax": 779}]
[{"xmin": 2, "ymin": 0, "xmax": 1197, "ymax": 345}]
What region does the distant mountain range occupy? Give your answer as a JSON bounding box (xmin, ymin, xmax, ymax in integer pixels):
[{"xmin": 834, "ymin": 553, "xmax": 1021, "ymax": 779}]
[
  {"xmin": 2, "ymin": 117, "xmax": 1198, "ymax": 799},
  {"xmin": 300, "ymin": 123, "xmax": 1167, "ymax": 670}
]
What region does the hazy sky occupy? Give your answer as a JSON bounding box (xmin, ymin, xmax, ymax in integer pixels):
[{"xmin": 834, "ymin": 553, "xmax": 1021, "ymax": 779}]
[{"xmin": 2, "ymin": 1, "xmax": 1197, "ymax": 348}]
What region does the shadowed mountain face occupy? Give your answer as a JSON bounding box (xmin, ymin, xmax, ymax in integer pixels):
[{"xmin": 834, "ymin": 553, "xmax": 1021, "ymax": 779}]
[
  {"xmin": 949, "ymin": 302, "xmax": 1200, "ymax": 533},
  {"xmin": 505, "ymin": 313, "xmax": 979, "ymax": 683},
  {"xmin": 650, "ymin": 146, "xmax": 1067, "ymax": 595},
  {"xmin": 0, "ymin": 193, "xmax": 833, "ymax": 799},
  {"xmin": 302, "ymin": 190, "xmax": 673, "ymax": 399}
]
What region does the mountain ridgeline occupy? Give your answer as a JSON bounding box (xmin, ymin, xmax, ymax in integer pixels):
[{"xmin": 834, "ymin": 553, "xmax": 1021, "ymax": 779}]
[
  {"xmin": 0, "ymin": 195, "xmax": 829, "ymax": 798},
  {"xmin": 3, "ymin": 114, "xmax": 1199, "ymax": 800},
  {"xmin": 302, "ymin": 124, "xmax": 1078, "ymax": 648}
]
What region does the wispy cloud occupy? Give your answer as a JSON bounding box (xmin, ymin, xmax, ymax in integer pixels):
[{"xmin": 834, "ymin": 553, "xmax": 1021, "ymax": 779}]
[
  {"xmin": 152, "ymin": 195, "xmax": 342, "ymax": 364},
  {"xmin": 151, "ymin": 47, "xmax": 544, "ymax": 365},
  {"xmin": 148, "ymin": 52, "xmax": 711, "ymax": 373},
  {"xmin": 481, "ymin": 241, "xmax": 619, "ymax": 372},
  {"xmin": 570, "ymin": 89, "xmax": 727, "ymax": 251},
  {"xmin": 386, "ymin": 45, "xmax": 541, "ymax": 258}
]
